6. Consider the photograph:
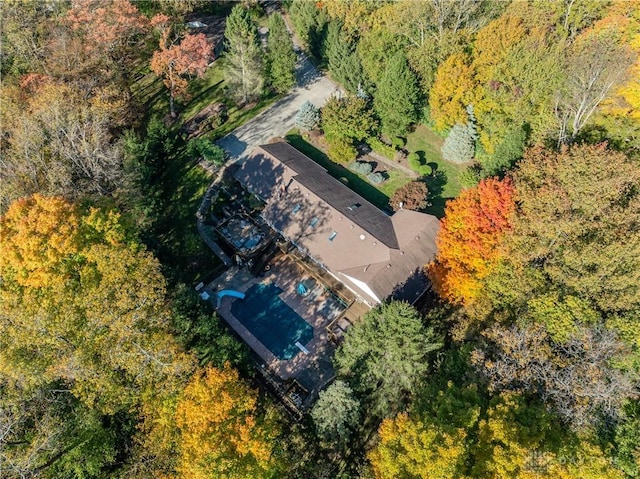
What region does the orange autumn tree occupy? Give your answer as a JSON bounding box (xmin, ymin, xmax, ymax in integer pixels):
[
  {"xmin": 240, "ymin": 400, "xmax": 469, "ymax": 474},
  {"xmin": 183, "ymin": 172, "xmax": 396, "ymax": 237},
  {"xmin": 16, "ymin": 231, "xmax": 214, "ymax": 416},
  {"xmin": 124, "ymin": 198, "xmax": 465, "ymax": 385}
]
[
  {"xmin": 428, "ymin": 178, "xmax": 516, "ymax": 305},
  {"xmin": 151, "ymin": 14, "xmax": 212, "ymax": 118}
]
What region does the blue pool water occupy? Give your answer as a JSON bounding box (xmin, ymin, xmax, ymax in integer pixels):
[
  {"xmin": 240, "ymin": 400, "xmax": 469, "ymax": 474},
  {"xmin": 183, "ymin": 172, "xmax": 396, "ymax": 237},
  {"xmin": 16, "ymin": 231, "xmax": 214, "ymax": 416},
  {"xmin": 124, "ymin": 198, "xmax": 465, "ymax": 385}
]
[{"xmin": 230, "ymin": 283, "xmax": 313, "ymax": 360}]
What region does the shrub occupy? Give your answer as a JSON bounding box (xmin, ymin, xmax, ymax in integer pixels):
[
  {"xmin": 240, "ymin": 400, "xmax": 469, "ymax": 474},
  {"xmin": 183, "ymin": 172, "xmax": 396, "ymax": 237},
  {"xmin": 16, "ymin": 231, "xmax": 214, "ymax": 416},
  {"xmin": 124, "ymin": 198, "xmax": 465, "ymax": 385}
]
[
  {"xmin": 367, "ymin": 171, "xmax": 385, "ymax": 184},
  {"xmin": 389, "ymin": 181, "xmax": 429, "ymax": 211},
  {"xmin": 349, "ymin": 161, "xmax": 373, "ymax": 175},
  {"xmin": 368, "ymin": 137, "xmax": 397, "ymax": 159},
  {"xmin": 295, "ymin": 100, "xmax": 321, "ymax": 131},
  {"xmin": 392, "ymin": 136, "xmax": 406, "ymax": 149},
  {"xmin": 407, "ymin": 152, "xmax": 432, "ymax": 177},
  {"xmin": 328, "ymin": 138, "xmax": 358, "ymax": 163},
  {"xmin": 460, "ymin": 163, "xmax": 484, "ymax": 188},
  {"xmin": 187, "ymin": 138, "xmax": 226, "ymax": 167}
]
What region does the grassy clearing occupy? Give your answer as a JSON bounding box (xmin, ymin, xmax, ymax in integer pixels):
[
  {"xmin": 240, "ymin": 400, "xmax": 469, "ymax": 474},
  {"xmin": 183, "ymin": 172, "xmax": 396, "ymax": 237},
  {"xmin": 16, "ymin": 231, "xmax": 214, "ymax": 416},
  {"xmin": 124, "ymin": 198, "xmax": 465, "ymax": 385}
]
[
  {"xmin": 405, "ymin": 124, "xmax": 466, "ymax": 217},
  {"xmin": 285, "ymin": 130, "xmax": 413, "ymax": 212},
  {"xmin": 133, "ymin": 60, "xmax": 279, "ymax": 139}
]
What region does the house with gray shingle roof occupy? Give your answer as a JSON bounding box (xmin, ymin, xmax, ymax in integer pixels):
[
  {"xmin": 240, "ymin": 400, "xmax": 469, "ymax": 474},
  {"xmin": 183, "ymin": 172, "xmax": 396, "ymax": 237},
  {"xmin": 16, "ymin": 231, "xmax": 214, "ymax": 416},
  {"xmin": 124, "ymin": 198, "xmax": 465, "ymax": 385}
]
[{"xmin": 234, "ymin": 141, "xmax": 440, "ymax": 305}]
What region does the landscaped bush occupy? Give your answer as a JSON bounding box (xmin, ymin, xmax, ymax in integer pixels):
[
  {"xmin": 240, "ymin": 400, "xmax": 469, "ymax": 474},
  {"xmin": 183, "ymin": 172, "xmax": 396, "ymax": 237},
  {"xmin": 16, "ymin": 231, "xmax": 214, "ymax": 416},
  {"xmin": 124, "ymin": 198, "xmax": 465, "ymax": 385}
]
[
  {"xmin": 392, "ymin": 136, "xmax": 406, "ymax": 149},
  {"xmin": 367, "ymin": 171, "xmax": 386, "ymax": 184},
  {"xmin": 349, "ymin": 161, "xmax": 374, "ymax": 175},
  {"xmin": 407, "ymin": 152, "xmax": 432, "ymax": 176},
  {"xmin": 328, "ymin": 137, "xmax": 358, "ymax": 164},
  {"xmin": 389, "ymin": 181, "xmax": 429, "ymax": 211},
  {"xmin": 368, "ymin": 137, "xmax": 397, "ymax": 159}
]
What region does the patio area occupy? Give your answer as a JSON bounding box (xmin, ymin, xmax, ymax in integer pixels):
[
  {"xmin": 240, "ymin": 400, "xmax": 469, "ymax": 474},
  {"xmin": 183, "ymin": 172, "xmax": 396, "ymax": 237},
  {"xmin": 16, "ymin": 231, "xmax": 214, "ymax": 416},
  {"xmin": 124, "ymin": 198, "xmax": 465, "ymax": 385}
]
[{"xmin": 208, "ymin": 254, "xmax": 346, "ymax": 404}]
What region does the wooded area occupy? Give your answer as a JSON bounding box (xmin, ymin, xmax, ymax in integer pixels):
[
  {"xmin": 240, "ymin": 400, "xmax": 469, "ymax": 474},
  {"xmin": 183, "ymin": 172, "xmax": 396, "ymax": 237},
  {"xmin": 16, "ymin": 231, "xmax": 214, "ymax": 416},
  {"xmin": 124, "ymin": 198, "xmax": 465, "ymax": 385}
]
[{"xmin": 1, "ymin": 1, "xmax": 638, "ymax": 478}]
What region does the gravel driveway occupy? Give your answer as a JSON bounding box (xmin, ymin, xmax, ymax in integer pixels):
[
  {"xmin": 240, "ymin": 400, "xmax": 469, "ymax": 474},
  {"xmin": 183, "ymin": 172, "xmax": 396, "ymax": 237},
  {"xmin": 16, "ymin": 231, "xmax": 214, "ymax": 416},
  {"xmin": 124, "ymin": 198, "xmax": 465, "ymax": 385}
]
[{"xmin": 217, "ymin": 48, "xmax": 338, "ymax": 162}]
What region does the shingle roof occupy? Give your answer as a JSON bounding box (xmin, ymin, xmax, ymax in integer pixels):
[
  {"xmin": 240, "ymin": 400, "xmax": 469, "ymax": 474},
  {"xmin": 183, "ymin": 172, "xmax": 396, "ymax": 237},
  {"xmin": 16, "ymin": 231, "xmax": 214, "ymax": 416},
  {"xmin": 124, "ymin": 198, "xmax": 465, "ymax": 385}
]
[
  {"xmin": 261, "ymin": 143, "xmax": 399, "ymax": 249},
  {"xmin": 235, "ymin": 142, "xmax": 440, "ymax": 303}
]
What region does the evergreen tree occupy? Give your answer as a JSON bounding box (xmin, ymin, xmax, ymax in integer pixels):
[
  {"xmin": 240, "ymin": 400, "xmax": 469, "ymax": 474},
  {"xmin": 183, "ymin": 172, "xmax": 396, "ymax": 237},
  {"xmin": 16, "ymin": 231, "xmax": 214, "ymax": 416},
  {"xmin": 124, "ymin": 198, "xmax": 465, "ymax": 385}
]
[
  {"xmin": 266, "ymin": 14, "xmax": 296, "ymax": 94},
  {"xmin": 311, "ymin": 380, "xmax": 360, "ymax": 446},
  {"xmin": 441, "ymin": 123, "xmax": 476, "ymax": 164},
  {"xmin": 288, "ymin": 0, "xmax": 328, "ymax": 60},
  {"xmin": 334, "ymin": 301, "xmax": 442, "ymax": 418},
  {"xmin": 223, "ymin": 4, "xmax": 264, "ymax": 105},
  {"xmin": 295, "ymin": 100, "xmax": 320, "ymax": 131},
  {"xmin": 374, "ymin": 51, "xmax": 420, "ymax": 137},
  {"xmin": 325, "ymin": 21, "xmax": 364, "ymax": 94}
]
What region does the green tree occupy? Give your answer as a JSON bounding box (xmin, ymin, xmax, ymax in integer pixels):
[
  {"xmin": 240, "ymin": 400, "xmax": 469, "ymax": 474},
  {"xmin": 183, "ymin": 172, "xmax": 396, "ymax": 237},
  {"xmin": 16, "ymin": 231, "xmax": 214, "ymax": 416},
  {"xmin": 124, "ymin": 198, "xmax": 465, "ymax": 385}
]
[
  {"xmin": 223, "ymin": 4, "xmax": 264, "ymax": 105},
  {"xmin": 266, "ymin": 13, "xmax": 296, "ymax": 94},
  {"xmin": 321, "ymin": 95, "xmax": 377, "ymax": 143},
  {"xmin": 357, "ymin": 27, "xmax": 404, "ymax": 87},
  {"xmin": 311, "ymin": 380, "xmax": 360, "ymax": 446},
  {"xmin": 288, "ymin": 0, "xmax": 328, "ymax": 60},
  {"xmin": 374, "ymin": 51, "xmax": 421, "ymax": 137},
  {"xmin": 170, "ymin": 284, "xmax": 250, "ymax": 371},
  {"xmin": 0, "ymin": 383, "xmax": 129, "ymax": 479},
  {"xmin": 334, "ymin": 301, "xmax": 441, "ymax": 418},
  {"xmin": 480, "ymin": 124, "xmax": 528, "ymax": 177},
  {"xmin": 325, "ymin": 21, "xmax": 365, "ymax": 94},
  {"xmin": 321, "ymin": 95, "xmax": 378, "ymax": 163},
  {"xmin": 507, "ymin": 143, "xmax": 640, "ymax": 314}
]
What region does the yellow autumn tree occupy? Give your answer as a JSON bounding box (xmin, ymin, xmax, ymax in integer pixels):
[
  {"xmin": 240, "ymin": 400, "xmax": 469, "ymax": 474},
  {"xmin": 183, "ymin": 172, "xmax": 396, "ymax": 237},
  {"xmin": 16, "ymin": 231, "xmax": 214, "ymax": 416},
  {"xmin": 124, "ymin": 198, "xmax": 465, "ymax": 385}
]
[
  {"xmin": 0, "ymin": 195, "xmax": 194, "ymax": 413},
  {"xmin": 369, "ymin": 412, "xmax": 468, "ymax": 479},
  {"xmin": 473, "ymin": 393, "xmax": 625, "ymax": 479},
  {"xmin": 429, "ymin": 52, "xmax": 477, "ymax": 131},
  {"xmin": 166, "ymin": 364, "xmax": 278, "ymax": 479}
]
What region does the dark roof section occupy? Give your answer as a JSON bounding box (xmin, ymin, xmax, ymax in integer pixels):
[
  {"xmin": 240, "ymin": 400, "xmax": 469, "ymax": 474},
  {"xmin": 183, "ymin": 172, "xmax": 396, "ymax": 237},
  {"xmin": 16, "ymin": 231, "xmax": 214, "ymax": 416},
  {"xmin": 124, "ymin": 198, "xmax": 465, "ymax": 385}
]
[{"xmin": 260, "ymin": 142, "xmax": 400, "ymax": 249}]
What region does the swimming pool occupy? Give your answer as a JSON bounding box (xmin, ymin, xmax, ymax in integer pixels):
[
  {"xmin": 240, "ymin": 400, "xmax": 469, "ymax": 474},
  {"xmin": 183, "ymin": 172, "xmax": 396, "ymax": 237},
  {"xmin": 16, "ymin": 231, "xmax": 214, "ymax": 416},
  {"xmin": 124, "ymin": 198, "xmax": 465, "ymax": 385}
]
[{"xmin": 230, "ymin": 283, "xmax": 313, "ymax": 360}]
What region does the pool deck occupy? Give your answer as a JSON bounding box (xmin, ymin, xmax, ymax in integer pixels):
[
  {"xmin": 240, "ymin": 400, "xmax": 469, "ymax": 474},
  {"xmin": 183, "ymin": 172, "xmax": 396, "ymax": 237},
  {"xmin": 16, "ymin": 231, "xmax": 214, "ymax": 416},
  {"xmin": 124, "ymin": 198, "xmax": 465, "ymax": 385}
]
[{"xmin": 210, "ymin": 255, "xmax": 345, "ymax": 400}]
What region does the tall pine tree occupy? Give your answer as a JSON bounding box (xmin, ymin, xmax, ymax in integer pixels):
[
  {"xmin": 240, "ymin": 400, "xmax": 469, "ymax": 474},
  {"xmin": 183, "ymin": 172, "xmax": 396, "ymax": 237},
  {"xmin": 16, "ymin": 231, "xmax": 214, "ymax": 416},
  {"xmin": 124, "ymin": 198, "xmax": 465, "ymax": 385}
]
[
  {"xmin": 266, "ymin": 14, "xmax": 296, "ymax": 94},
  {"xmin": 325, "ymin": 21, "xmax": 365, "ymax": 94},
  {"xmin": 223, "ymin": 4, "xmax": 264, "ymax": 105},
  {"xmin": 374, "ymin": 51, "xmax": 420, "ymax": 137}
]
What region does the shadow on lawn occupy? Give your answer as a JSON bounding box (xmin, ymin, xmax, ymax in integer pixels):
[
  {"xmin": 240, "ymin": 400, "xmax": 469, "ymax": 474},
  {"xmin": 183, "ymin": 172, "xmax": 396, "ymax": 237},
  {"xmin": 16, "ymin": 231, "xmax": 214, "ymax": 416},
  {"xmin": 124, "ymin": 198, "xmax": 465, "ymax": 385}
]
[
  {"xmin": 423, "ymin": 166, "xmax": 449, "ymax": 218},
  {"xmin": 285, "ymin": 133, "xmax": 393, "ymax": 213}
]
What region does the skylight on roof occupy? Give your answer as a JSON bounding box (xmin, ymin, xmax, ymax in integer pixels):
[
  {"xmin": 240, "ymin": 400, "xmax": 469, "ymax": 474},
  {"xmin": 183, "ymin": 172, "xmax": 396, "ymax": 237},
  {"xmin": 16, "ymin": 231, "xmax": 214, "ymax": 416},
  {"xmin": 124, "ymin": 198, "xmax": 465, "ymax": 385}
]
[
  {"xmin": 292, "ymin": 203, "xmax": 302, "ymax": 213},
  {"xmin": 309, "ymin": 217, "xmax": 319, "ymax": 228},
  {"xmin": 328, "ymin": 231, "xmax": 337, "ymax": 242},
  {"xmin": 347, "ymin": 203, "xmax": 362, "ymax": 211}
]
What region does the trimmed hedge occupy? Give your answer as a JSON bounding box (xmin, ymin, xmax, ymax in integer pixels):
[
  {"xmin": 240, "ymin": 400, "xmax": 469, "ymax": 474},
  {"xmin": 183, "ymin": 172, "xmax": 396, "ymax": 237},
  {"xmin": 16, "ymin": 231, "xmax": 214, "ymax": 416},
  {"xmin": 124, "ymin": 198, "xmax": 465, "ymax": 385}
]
[{"xmin": 368, "ymin": 137, "xmax": 397, "ymax": 159}]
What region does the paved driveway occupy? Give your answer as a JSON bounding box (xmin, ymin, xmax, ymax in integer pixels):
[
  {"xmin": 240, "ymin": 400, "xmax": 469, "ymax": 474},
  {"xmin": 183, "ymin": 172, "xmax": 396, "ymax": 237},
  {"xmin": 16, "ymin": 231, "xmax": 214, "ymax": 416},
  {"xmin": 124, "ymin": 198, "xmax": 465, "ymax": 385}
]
[{"xmin": 217, "ymin": 49, "xmax": 337, "ymax": 161}]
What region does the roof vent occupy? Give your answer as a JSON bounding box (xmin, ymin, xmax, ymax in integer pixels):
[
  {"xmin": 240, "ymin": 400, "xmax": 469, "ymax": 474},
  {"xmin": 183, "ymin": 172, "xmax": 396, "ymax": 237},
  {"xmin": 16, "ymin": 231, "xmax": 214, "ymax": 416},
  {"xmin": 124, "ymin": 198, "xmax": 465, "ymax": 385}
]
[{"xmin": 360, "ymin": 234, "xmax": 366, "ymax": 240}]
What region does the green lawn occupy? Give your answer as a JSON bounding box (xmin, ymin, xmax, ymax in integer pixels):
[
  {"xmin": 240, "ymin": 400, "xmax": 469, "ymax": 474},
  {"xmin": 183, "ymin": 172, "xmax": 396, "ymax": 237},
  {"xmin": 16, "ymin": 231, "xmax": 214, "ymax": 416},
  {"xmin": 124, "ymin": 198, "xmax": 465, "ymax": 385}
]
[
  {"xmin": 405, "ymin": 125, "xmax": 466, "ymax": 217},
  {"xmin": 133, "ymin": 61, "xmax": 279, "ymax": 139},
  {"xmin": 285, "ymin": 131, "xmax": 413, "ymax": 212}
]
